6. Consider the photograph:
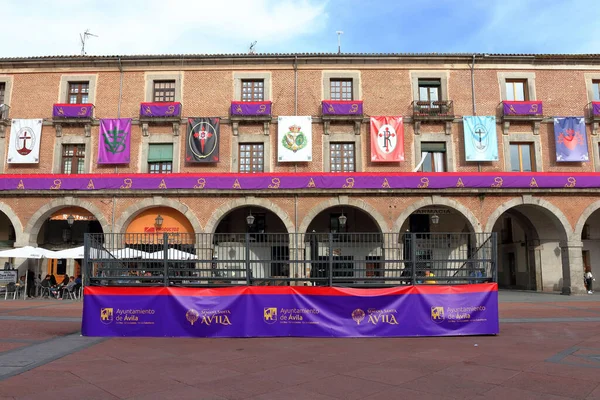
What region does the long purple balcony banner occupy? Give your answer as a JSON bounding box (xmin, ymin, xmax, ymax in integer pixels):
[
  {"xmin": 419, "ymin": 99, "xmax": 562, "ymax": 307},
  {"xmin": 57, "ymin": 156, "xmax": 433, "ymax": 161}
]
[
  {"xmin": 1, "ymin": 173, "xmax": 598, "ymax": 191},
  {"xmin": 230, "ymin": 101, "xmax": 272, "ymax": 116},
  {"xmin": 322, "ymin": 100, "xmax": 363, "ymax": 115},
  {"xmin": 140, "ymin": 102, "xmax": 181, "ymax": 118},
  {"xmin": 503, "ymin": 101, "xmax": 543, "ymax": 116},
  {"xmin": 593, "ymin": 102, "xmax": 600, "ymax": 116},
  {"xmin": 82, "ymin": 284, "xmax": 499, "ymax": 338},
  {"xmin": 52, "ymin": 104, "xmax": 93, "ymax": 118}
]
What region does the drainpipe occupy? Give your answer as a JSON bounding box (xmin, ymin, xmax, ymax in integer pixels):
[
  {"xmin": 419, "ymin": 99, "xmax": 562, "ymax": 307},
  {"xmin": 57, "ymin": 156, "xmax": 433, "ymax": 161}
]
[
  {"xmin": 294, "ymin": 55, "xmax": 298, "ymax": 116},
  {"xmin": 471, "ymin": 54, "xmax": 482, "ymax": 172},
  {"xmin": 293, "ymin": 55, "xmax": 299, "ymax": 276},
  {"xmin": 111, "ymin": 57, "xmax": 124, "ymax": 233}
]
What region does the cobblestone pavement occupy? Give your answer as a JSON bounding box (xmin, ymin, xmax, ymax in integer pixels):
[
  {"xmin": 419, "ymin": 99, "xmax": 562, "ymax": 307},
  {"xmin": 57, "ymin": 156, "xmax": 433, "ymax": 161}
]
[{"xmin": 0, "ymin": 291, "xmax": 599, "ymax": 400}]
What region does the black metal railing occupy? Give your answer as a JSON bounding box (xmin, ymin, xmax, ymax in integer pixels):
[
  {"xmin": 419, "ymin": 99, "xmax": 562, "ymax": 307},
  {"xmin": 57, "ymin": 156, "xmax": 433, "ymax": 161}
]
[
  {"xmin": 0, "ymin": 104, "xmax": 9, "ymax": 120},
  {"xmin": 83, "ymin": 232, "xmax": 497, "ymax": 288},
  {"xmin": 412, "ymin": 100, "xmax": 454, "ymax": 120}
]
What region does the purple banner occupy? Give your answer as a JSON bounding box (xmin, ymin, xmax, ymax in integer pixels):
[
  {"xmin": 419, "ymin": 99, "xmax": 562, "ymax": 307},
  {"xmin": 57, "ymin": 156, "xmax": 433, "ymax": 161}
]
[
  {"xmin": 593, "ymin": 102, "xmax": 600, "ymax": 116},
  {"xmin": 52, "ymin": 104, "xmax": 93, "ymax": 118},
  {"xmin": 98, "ymin": 119, "xmax": 131, "ymax": 164},
  {"xmin": 503, "ymin": 101, "xmax": 543, "ymax": 116},
  {"xmin": 140, "ymin": 102, "xmax": 181, "ymax": 118},
  {"xmin": 230, "ymin": 101, "xmax": 272, "ymax": 116},
  {"xmin": 82, "ymin": 285, "xmax": 499, "ymax": 338},
  {"xmin": 554, "ymin": 117, "xmax": 589, "ymax": 162},
  {"xmin": 322, "ymin": 100, "xmax": 363, "ymax": 115},
  {"xmin": 2, "ymin": 173, "xmax": 600, "ymax": 191}
]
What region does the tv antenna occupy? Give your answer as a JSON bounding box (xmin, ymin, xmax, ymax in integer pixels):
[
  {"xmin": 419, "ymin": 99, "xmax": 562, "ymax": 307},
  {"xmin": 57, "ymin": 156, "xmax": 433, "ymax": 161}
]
[
  {"xmin": 80, "ymin": 29, "xmax": 98, "ymax": 55},
  {"xmin": 336, "ymin": 31, "xmax": 344, "ymax": 54},
  {"xmin": 248, "ymin": 41, "xmax": 257, "ymax": 54}
]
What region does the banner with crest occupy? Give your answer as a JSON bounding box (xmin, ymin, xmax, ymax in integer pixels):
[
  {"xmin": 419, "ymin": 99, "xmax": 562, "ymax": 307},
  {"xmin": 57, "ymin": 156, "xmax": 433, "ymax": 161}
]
[
  {"xmin": 463, "ymin": 116, "xmax": 498, "ymax": 162},
  {"xmin": 98, "ymin": 118, "xmax": 131, "ymax": 164},
  {"xmin": 277, "ymin": 116, "xmax": 312, "ymax": 162},
  {"xmin": 186, "ymin": 118, "xmax": 220, "ymax": 163},
  {"xmin": 554, "ymin": 117, "xmax": 588, "ymax": 162},
  {"xmin": 7, "ymin": 119, "xmax": 43, "ymax": 164},
  {"xmin": 370, "ymin": 116, "xmax": 404, "ymax": 162}
]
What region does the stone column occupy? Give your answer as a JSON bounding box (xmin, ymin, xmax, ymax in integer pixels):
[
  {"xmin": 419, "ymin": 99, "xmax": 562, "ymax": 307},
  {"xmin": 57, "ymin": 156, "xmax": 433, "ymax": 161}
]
[{"xmin": 560, "ymin": 240, "xmax": 587, "ymax": 295}]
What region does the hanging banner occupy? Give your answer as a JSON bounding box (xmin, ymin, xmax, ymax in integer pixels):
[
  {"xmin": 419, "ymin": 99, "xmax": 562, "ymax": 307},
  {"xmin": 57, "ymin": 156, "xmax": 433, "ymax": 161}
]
[
  {"xmin": 82, "ymin": 284, "xmax": 499, "ymax": 338},
  {"xmin": 503, "ymin": 101, "xmax": 543, "ymax": 116},
  {"xmin": 370, "ymin": 116, "xmax": 404, "ymax": 162},
  {"xmin": 7, "ymin": 119, "xmax": 43, "ymax": 164},
  {"xmin": 230, "ymin": 101, "xmax": 272, "ymax": 116},
  {"xmin": 140, "ymin": 102, "xmax": 181, "ymax": 118},
  {"xmin": 322, "ymin": 100, "xmax": 363, "ymax": 115},
  {"xmin": 554, "ymin": 117, "xmax": 589, "ymax": 162},
  {"xmin": 98, "ymin": 118, "xmax": 131, "ymax": 164},
  {"xmin": 52, "ymin": 104, "xmax": 93, "ymax": 118},
  {"xmin": 277, "ymin": 116, "xmax": 312, "ymax": 162},
  {"xmin": 463, "ymin": 116, "xmax": 499, "ymax": 162},
  {"xmin": 186, "ymin": 118, "xmax": 220, "ymax": 163},
  {"xmin": 593, "ymin": 102, "xmax": 600, "ymax": 116}
]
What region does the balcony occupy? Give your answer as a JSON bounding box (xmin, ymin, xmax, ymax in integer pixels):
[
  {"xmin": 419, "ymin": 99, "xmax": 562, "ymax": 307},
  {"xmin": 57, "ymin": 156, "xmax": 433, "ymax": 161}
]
[
  {"xmin": 501, "ymin": 100, "xmax": 544, "ymax": 135},
  {"xmin": 139, "ymin": 102, "xmax": 182, "ymax": 136},
  {"xmin": 588, "ymin": 102, "xmax": 600, "ymax": 135},
  {"xmin": 0, "ymin": 104, "xmax": 9, "ymax": 138},
  {"xmin": 230, "ymin": 101, "xmax": 273, "ymax": 136},
  {"xmin": 411, "ymin": 100, "xmax": 454, "ymax": 135},
  {"xmin": 52, "ymin": 103, "xmax": 94, "ymax": 137},
  {"xmin": 321, "ymin": 100, "xmax": 364, "ymax": 135}
]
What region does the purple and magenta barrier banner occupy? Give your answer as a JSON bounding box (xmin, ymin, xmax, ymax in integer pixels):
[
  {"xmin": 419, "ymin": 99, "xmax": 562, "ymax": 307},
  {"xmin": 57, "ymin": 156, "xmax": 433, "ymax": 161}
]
[
  {"xmin": 503, "ymin": 101, "xmax": 543, "ymax": 116},
  {"xmin": 230, "ymin": 101, "xmax": 272, "ymax": 116},
  {"xmin": 1, "ymin": 172, "xmax": 598, "ymax": 191},
  {"xmin": 82, "ymin": 284, "xmax": 499, "ymax": 338},
  {"xmin": 322, "ymin": 100, "xmax": 363, "ymax": 115},
  {"xmin": 52, "ymin": 103, "xmax": 93, "ymax": 118},
  {"xmin": 592, "ymin": 102, "xmax": 600, "ymax": 116},
  {"xmin": 140, "ymin": 102, "xmax": 181, "ymax": 118}
]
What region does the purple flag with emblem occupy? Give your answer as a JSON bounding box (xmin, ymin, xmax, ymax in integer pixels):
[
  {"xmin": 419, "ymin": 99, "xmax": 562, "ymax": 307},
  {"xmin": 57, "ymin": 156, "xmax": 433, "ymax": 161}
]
[
  {"xmin": 554, "ymin": 117, "xmax": 588, "ymax": 162},
  {"xmin": 98, "ymin": 118, "xmax": 131, "ymax": 164}
]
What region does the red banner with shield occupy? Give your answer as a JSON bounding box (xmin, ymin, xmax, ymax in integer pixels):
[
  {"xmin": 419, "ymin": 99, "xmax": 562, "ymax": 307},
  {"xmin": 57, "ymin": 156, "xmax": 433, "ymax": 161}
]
[{"xmin": 370, "ymin": 116, "xmax": 404, "ymax": 162}]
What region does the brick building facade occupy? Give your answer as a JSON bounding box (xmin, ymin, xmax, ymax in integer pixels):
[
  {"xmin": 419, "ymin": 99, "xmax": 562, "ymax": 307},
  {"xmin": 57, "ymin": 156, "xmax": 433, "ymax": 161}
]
[{"xmin": 0, "ymin": 53, "xmax": 599, "ymax": 294}]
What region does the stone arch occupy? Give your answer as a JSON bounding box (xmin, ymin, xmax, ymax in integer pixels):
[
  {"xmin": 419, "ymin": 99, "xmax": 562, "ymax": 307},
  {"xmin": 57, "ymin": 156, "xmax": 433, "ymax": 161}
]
[
  {"xmin": 392, "ymin": 196, "xmax": 482, "ymax": 234},
  {"xmin": 205, "ymin": 197, "xmax": 294, "ymax": 235},
  {"xmin": 298, "ymin": 197, "xmax": 388, "ymax": 234},
  {"xmin": 574, "ymin": 200, "xmax": 600, "ymax": 242},
  {"xmin": 113, "ymin": 197, "xmax": 204, "ymax": 235},
  {"xmin": 24, "ymin": 197, "xmax": 110, "ymax": 245},
  {"xmin": 0, "ymin": 202, "xmax": 25, "ymax": 247},
  {"xmin": 484, "ymin": 196, "xmax": 571, "ymax": 241}
]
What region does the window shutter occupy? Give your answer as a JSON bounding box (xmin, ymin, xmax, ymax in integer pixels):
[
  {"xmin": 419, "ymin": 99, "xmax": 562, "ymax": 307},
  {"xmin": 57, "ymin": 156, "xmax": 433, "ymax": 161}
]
[
  {"xmin": 148, "ymin": 143, "xmax": 173, "ymax": 162},
  {"xmin": 421, "ymin": 142, "xmax": 446, "ymax": 153}
]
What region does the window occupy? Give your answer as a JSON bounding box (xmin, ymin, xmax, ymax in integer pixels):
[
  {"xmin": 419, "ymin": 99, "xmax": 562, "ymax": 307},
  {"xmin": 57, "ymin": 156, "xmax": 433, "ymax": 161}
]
[
  {"xmin": 420, "ymin": 142, "xmax": 446, "ymax": 172},
  {"xmin": 241, "ymin": 80, "xmax": 264, "ymax": 102},
  {"xmin": 68, "ymin": 82, "xmax": 89, "ymax": 104},
  {"xmin": 0, "ymin": 82, "xmax": 5, "ymax": 105},
  {"xmin": 330, "ymin": 143, "xmax": 355, "ymax": 172},
  {"xmin": 153, "ymin": 80, "xmax": 176, "ymax": 102},
  {"xmin": 593, "ymin": 80, "xmax": 600, "ymax": 101},
  {"xmin": 505, "ymin": 79, "xmax": 528, "ymax": 101},
  {"xmin": 418, "ymin": 79, "xmax": 441, "ymax": 106},
  {"xmin": 239, "ymin": 143, "xmax": 264, "ymax": 173},
  {"xmin": 148, "ymin": 143, "xmax": 173, "ymax": 174},
  {"xmin": 61, "ymin": 144, "xmax": 85, "ymax": 174},
  {"xmin": 330, "ymin": 79, "xmax": 353, "ymax": 101},
  {"xmin": 509, "ymin": 143, "xmax": 535, "ymax": 172}
]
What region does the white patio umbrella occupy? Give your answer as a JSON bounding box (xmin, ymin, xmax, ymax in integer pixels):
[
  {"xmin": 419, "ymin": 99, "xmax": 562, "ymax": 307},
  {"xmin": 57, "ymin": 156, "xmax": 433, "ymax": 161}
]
[
  {"xmin": 0, "ymin": 246, "xmax": 59, "ymax": 259},
  {"xmin": 143, "ymin": 248, "xmax": 198, "ymax": 260},
  {"xmin": 50, "ymin": 246, "xmax": 112, "ymax": 260},
  {"xmin": 112, "ymin": 248, "xmax": 151, "ymax": 259}
]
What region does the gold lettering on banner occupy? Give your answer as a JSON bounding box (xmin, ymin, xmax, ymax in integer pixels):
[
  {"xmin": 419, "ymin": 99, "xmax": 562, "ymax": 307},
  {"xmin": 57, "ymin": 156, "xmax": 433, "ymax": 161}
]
[
  {"xmin": 50, "ymin": 179, "xmax": 62, "ymax": 190},
  {"xmin": 78, "ymin": 107, "xmax": 88, "ymax": 116},
  {"xmin": 328, "ymin": 104, "xmax": 335, "ymax": 113},
  {"xmin": 235, "ymin": 104, "xmax": 243, "ymax": 114},
  {"xmin": 193, "ymin": 178, "xmax": 206, "ymax": 189},
  {"xmin": 144, "ymin": 106, "xmax": 152, "ymax": 115},
  {"xmin": 120, "ymin": 178, "xmax": 132, "ymax": 189},
  {"xmin": 158, "ymin": 179, "xmax": 167, "ymax": 189},
  {"xmin": 491, "ymin": 177, "xmax": 503, "ymax": 188},
  {"xmin": 307, "ymin": 178, "xmax": 316, "ymax": 188},
  {"xmin": 456, "ymin": 178, "xmax": 465, "ymax": 188},
  {"xmin": 268, "ymin": 178, "xmax": 280, "ymax": 189},
  {"xmin": 349, "ymin": 103, "xmax": 359, "ymax": 113},
  {"xmin": 16, "ymin": 180, "xmax": 24, "ymax": 190},
  {"xmin": 417, "ymin": 177, "xmax": 429, "ymax": 189},
  {"xmin": 165, "ymin": 105, "xmax": 175, "ymax": 115},
  {"xmin": 57, "ymin": 107, "xmax": 64, "ymax": 116},
  {"xmin": 529, "ymin": 103, "xmax": 539, "ymax": 114},
  {"xmin": 342, "ymin": 177, "xmax": 355, "ymax": 189},
  {"xmin": 232, "ymin": 179, "xmax": 241, "ymax": 189},
  {"xmin": 508, "ymin": 105, "xmax": 517, "ymax": 114},
  {"xmin": 257, "ymin": 104, "xmax": 267, "ymax": 114},
  {"xmin": 87, "ymin": 179, "xmax": 95, "ymax": 190},
  {"xmin": 564, "ymin": 177, "xmax": 576, "ymax": 188},
  {"xmin": 382, "ymin": 178, "xmax": 390, "ymax": 188},
  {"xmin": 529, "ymin": 177, "xmax": 538, "ymax": 188}
]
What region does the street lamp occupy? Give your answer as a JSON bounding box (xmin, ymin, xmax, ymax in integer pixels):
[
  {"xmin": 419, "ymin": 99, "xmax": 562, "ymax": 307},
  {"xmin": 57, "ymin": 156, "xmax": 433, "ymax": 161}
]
[
  {"xmin": 338, "ymin": 212, "xmax": 347, "ymax": 227},
  {"xmin": 431, "ymin": 214, "xmax": 440, "ymax": 225},
  {"xmin": 246, "ymin": 210, "xmax": 255, "ymax": 226},
  {"xmin": 66, "ymin": 214, "xmax": 75, "ymax": 227},
  {"xmin": 154, "ymin": 214, "xmax": 163, "ymax": 228}
]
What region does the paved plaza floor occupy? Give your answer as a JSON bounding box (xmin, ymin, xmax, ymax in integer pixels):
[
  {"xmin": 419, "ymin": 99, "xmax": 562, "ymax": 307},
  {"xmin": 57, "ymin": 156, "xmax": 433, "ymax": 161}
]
[{"xmin": 0, "ymin": 291, "xmax": 599, "ymax": 399}]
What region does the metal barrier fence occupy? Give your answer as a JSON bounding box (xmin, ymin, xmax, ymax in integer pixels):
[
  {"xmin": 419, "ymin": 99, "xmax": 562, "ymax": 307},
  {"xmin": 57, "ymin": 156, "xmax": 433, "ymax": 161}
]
[{"xmin": 83, "ymin": 232, "xmax": 497, "ymax": 287}]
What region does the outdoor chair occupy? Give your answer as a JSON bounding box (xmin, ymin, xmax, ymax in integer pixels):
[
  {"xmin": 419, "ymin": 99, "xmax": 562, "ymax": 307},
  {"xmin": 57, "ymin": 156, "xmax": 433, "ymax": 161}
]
[
  {"xmin": 62, "ymin": 286, "xmax": 77, "ymax": 300},
  {"xmin": 4, "ymin": 282, "xmax": 17, "ymax": 300}
]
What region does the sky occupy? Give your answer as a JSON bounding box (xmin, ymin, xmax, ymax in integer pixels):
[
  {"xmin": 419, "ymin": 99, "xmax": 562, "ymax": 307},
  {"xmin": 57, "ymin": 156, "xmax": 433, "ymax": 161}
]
[{"xmin": 3, "ymin": 0, "xmax": 600, "ymax": 57}]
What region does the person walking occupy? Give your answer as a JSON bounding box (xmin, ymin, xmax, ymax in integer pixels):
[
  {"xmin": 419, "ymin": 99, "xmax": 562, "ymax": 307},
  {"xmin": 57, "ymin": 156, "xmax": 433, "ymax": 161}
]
[{"xmin": 584, "ymin": 267, "xmax": 595, "ymax": 294}]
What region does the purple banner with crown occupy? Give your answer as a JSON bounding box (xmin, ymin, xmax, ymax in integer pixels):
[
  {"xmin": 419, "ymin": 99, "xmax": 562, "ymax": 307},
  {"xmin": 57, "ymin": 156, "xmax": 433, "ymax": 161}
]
[
  {"xmin": 592, "ymin": 102, "xmax": 600, "ymax": 116},
  {"xmin": 322, "ymin": 100, "xmax": 363, "ymax": 115},
  {"xmin": 97, "ymin": 118, "xmax": 131, "ymax": 164},
  {"xmin": 139, "ymin": 102, "xmax": 181, "ymax": 118},
  {"xmin": 82, "ymin": 284, "xmax": 499, "ymax": 338},
  {"xmin": 52, "ymin": 103, "xmax": 93, "ymax": 118},
  {"xmin": 503, "ymin": 101, "xmax": 543, "ymax": 116},
  {"xmin": 1, "ymin": 173, "xmax": 600, "ymax": 191},
  {"xmin": 230, "ymin": 101, "xmax": 272, "ymax": 116}
]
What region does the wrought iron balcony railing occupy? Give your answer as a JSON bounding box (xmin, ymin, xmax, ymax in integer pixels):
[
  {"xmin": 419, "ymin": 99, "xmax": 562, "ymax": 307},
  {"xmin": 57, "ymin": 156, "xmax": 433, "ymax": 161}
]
[{"xmin": 412, "ymin": 100, "xmax": 454, "ymax": 120}]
